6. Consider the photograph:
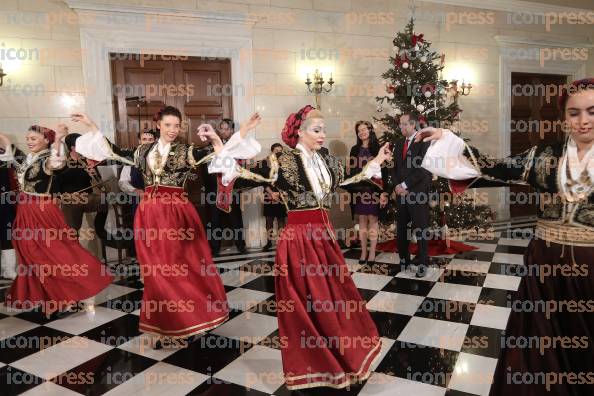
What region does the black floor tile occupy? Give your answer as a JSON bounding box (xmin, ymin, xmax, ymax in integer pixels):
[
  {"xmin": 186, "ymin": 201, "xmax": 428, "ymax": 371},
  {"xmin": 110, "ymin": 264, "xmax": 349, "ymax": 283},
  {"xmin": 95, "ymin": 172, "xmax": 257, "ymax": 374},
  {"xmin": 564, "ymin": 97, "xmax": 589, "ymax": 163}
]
[
  {"xmin": 439, "ymin": 271, "xmax": 486, "ymax": 287},
  {"xmin": 51, "ymin": 348, "xmax": 156, "ymax": 394},
  {"xmin": 99, "ymin": 290, "xmax": 144, "ymax": 314},
  {"xmin": 462, "ymin": 325, "xmax": 505, "ymax": 359},
  {"xmin": 80, "ymin": 314, "xmax": 140, "ymax": 347},
  {"xmin": 415, "ymin": 298, "xmax": 475, "ymax": 324},
  {"xmin": 494, "ymin": 244, "xmax": 526, "ymax": 255},
  {"xmin": 375, "ymin": 342, "xmax": 459, "ymax": 387},
  {"xmin": 0, "ymin": 365, "xmax": 44, "ymax": 394},
  {"xmin": 188, "ymin": 380, "xmax": 270, "ymax": 395},
  {"xmin": 242, "ymin": 276, "xmax": 276, "ymax": 293},
  {"xmin": 478, "ymin": 288, "xmax": 515, "ymax": 308},
  {"xmin": 368, "ymin": 311, "xmax": 411, "ymax": 339},
  {"xmin": 163, "ymin": 334, "xmax": 252, "ymax": 375},
  {"xmin": 453, "ymin": 250, "xmax": 494, "ymax": 262},
  {"xmin": 0, "ymin": 326, "xmax": 72, "ymax": 364},
  {"xmin": 381, "ymin": 277, "xmax": 435, "ymax": 296}
]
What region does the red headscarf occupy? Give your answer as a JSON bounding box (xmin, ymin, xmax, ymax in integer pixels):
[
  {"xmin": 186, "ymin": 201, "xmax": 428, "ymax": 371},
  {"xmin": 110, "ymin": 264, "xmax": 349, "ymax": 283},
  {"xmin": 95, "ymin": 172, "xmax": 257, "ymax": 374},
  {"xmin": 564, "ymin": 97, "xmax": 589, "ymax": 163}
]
[
  {"xmin": 281, "ymin": 105, "xmax": 316, "ymax": 148},
  {"xmin": 558, "ymin": 78, "xmax": 594, "ymax": 111},
  {"xmin": 29, "ymin": 125, "xmax": 56, "ymax": 145}
]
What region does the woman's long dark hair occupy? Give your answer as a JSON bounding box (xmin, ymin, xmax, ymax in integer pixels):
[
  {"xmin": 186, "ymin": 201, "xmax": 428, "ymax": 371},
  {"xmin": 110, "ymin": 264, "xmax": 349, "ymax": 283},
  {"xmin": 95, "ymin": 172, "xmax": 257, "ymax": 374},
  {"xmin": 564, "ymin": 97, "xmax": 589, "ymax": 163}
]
[{"xmin": 354, "ymin": 120, "xmax": 379, "ymax": 156}]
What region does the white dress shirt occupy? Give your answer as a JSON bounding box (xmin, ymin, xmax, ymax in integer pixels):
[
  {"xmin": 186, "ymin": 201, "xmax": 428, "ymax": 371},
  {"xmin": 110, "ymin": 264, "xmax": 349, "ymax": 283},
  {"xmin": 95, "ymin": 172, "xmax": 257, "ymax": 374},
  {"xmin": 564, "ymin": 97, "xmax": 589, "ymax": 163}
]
[
  {"xmin": 296, "ymin": 143, "xmax": 332, "ymax": 201},
  {"xmin": 118, "ymin": 165, "xmax": 136, "ymax": 194},
  {"xmin": 147, "ymin": 139, "xmax": 171, "ymax": 172}
]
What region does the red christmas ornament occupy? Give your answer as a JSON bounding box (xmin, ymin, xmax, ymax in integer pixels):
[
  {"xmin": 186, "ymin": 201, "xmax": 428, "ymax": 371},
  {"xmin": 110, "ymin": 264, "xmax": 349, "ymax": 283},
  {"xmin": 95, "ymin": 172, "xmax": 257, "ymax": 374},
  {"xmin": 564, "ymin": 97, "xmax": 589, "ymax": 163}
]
[
  {"xmin": 412, "ymin": 33, "xmax": 425, "ymax": 47},
  {"xmin": 394, "ymin": 55, "xmax": 409, "ymax": 68}
]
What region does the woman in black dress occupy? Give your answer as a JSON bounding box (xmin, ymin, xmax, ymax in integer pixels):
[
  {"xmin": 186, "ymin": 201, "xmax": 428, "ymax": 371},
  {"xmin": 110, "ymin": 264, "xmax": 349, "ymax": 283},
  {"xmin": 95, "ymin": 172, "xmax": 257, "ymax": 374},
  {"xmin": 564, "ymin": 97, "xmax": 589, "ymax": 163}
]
[{"xmin": 348, "ymin": 121, "xmax": 382, "ymax": 264}]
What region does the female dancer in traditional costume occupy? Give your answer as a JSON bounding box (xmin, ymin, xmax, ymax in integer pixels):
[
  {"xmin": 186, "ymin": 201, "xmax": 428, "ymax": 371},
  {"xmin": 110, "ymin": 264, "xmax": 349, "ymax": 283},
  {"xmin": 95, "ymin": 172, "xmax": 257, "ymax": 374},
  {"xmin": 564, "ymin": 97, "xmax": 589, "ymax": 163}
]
[
  {"xmin": 0, "ymin": 125, "xmax": 113, "ymax": 318},
  {"xmin": 209, "ymin": 105, "xmax": 391, "ymax": 389},
  {"xmin": 418, "ymin": 78, "xmax": 594, "ymax": 396},
  {"xmin": 73, "ymin": 108, "xmax": 259, "ymax": 347}
]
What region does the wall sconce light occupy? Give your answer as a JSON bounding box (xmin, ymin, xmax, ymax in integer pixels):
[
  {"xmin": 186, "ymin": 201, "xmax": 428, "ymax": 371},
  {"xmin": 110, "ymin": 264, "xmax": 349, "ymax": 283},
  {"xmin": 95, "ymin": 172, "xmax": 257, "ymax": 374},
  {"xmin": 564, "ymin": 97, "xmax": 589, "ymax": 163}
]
[
  {"xmin": 448, "ymin": 79, "xmax": 472, "ymax": 104},
  {"xmin": 305, "ymin": 69, "xmax": 334, "ymax": 110},
  {"xmin": 0, "ymin": 64, "xmax": 6, "ymax": 87}
]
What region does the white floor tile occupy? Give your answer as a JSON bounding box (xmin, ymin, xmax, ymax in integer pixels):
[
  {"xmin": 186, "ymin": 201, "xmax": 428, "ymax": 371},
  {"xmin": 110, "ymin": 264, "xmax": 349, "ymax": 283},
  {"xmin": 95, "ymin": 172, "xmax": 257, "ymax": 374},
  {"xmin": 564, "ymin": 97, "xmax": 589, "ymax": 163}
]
[
  {"xmin": 0, "ymin": 317, "xmax": 40, "ymax": 341},
  {"xmin": 376, "ymin": 252, "xmax": 400, "ymax": 263},
  {"xmin": 492, "ymin": 253, "xmax": 524, "ymax": 265},
  {"xmin": 117, "ymin": 334, "xmax": 179, "ymax": 361},
  {"xmin": 11, "ymin": 336, "xmax": 112, "ymax": 380},
  {"xmin": 351, "ymin": 273, "xmax": 393, "ymax": 291},
  {"xmin": 0, "ymin": 302, "xmax": 22, "ymax": 316},
  {"xmin": 44, "ymin": 306, "xmax": 126, "ymax": 335},
  {"xmin": 396, "ymin": 266, "xmax": 444, "ymax": 282},
  {"xmin": 214, "ymin": 345, "xmax": 284, "ymax": 393},
  {"xmin": 428, "ymin": 282, "xmax": 482, "ymax": 304},
  {"xmin": 448, "ymin": 352, "xmax": 498, "ymax": 396},
  {"xmin": 215, "ymin": 260, "xmax": 253, "ymax": 271},
  {"xmin": 367, "ymin": 292, "xmax": 425, "ymax": 316},
  {"xmin": 497, "ymin": 238, "xmax": 530, "ymax": 247},
  {"xmin": 226, "ymin": 288, "xmax": 273, "ymax": 311},
  {"xmin": 212, "ymin": 312, "xmax": 278, "ymax": 344},
  {"xmin": 21, "ymin": 382, "xmax": 83, "ymax": 396},
  {"xmin": 344, "ymin": 258, "xmax": 363, "ymax": 273},
  {"xmin": 359, "ymin": 372, "xmax": 446, "ymax": 396},
  {"xmin": 483, "ymin": 274, "xmax": 521, "ymax": 291},
  {"xmin": 468, "ymin": 243, "xmax": 497, "ymax": 252},
  {"xmin": 446, "ymin": 259, "xmax": 491, "ymax": 274},
  {"xmin": 103, "ymin": 362, "xmax": 208, "ymax": 396},
  {"xmin": 470, "ymin": 304, "xmax": 511, "ymax": 330},
  {"xmin": 219, "ymin": 270, "xmax": 261, "ymax": 288},
  {"xmin": 397, "ymin": 317, "xmax": 469, "ymax": 352}
]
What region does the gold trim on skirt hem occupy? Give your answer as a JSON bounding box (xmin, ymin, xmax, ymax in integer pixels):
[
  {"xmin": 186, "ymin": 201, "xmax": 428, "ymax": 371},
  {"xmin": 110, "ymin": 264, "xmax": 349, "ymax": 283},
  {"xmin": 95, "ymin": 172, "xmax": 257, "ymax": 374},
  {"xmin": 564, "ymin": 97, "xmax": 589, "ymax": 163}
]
[
  {"xmin": 139, "ymin": 313, "xmax": 229, "ymax": 338},
  {"xmin": 284, "ymin": 339, "xmax": 382, "ymax": 390}
]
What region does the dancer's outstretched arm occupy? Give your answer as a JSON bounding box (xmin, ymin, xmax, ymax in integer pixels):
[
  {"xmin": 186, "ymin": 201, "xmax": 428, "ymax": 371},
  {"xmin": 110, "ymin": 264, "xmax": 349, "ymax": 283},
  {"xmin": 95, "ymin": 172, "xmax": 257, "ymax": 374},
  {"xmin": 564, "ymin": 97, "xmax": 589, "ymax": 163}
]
[
  {"xmin": 71, "ymin": 113, "xmax": 136, "ymax": 166},
  {"xmin": 340, "ymin": 142, "xmax": 391, "ymax": 188},
  {"xmin": 207, "ymin": 113, "xmax": 272, "ymax": 189},
  {"xmin": 417, "ymin": 127, "xmax": 536, "ymax": 185}
]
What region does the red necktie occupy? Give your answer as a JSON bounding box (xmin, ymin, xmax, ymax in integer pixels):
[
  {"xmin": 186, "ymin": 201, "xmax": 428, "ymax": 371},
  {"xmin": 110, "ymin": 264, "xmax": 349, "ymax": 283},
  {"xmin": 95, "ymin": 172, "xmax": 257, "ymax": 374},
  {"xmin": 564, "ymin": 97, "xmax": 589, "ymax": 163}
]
[{"xmin": 402, "ymin": 139, "xmax": 409, "ymax": 160}]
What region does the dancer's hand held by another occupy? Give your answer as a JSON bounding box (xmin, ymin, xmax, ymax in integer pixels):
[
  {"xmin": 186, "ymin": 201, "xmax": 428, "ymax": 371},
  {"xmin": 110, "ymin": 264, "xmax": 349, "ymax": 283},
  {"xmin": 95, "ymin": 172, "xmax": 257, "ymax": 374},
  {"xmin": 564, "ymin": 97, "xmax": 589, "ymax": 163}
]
[
  {"xmin": 415, "ymin": 127, "xmax": 444, "ymax": 143},
  {"xmin": 372, "ymin": 142, "xmax": 392, "ymax": 166},
  {"xmin": 71, "ymin": 113, "xmax": 99, "ymax": 132},
  {"xmin": 55, "ymin": 124, "xmax": 69, "ymax": 142},
  {"xmin": 197, "ymin": 124, "xmax": 223, "ymax": 152},
  {"xmin": 239, "ymin": 113, "xmax": 262, "ymax": 138},
  {"xmin": 0, "ymin": 133, "xmax": 11, "ymax": 149}
]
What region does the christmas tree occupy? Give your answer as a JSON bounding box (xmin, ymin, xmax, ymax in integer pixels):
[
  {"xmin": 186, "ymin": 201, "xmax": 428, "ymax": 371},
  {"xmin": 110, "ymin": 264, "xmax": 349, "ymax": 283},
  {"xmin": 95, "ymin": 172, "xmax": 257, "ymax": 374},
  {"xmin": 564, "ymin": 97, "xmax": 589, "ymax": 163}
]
[
  {"xmin": 375, "ymin": 18, "xmax": 460, "ymax": 137},
  {"xmin": 375, "ymin": 18, "xmax": 494, "ymax": 234}
]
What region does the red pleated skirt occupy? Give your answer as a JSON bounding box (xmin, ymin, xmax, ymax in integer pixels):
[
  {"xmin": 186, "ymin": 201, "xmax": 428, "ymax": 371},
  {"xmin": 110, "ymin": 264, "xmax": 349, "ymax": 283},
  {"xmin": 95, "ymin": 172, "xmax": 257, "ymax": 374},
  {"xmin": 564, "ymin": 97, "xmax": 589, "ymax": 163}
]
[
  {"xmin": 5, "ymin": 193, "xmax": 113, "ymax": 313},
  {"xmin": 275, "ymin": 209, "xmax": 382, "ymax": 390},
  {"xmin": 134, "ymin": 186, "xmax": 228, "ymax": 338}
]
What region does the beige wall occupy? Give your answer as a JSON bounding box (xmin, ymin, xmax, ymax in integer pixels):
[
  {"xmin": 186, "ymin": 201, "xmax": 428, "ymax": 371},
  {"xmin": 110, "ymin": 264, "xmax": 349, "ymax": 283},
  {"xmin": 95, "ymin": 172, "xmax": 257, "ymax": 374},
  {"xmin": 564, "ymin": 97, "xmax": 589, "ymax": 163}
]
[{"xmin": 1, "ymin": 0, "xmax": 593, "ymax": 224}]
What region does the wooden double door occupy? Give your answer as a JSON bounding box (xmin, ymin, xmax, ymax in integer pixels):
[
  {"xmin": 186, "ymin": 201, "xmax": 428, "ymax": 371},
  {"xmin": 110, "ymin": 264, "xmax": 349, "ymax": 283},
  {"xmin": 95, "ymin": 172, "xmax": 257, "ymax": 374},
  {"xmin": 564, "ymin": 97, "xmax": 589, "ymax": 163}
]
[
  {"xmin": 509, "ymin": 72, "xmax": 567, "ymax": 217},
  {"xmin": 110, "ymin": 55, "xmax": 233, "ymax": 148}
]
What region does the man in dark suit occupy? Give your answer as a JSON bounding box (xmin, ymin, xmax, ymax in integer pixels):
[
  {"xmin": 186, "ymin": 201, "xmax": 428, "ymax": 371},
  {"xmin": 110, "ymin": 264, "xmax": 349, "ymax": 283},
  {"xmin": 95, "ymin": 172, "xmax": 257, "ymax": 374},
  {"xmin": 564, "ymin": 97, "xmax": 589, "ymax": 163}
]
[{"xmin": 383, "ymin": 113, "xmax": 432, "ymax": 277}]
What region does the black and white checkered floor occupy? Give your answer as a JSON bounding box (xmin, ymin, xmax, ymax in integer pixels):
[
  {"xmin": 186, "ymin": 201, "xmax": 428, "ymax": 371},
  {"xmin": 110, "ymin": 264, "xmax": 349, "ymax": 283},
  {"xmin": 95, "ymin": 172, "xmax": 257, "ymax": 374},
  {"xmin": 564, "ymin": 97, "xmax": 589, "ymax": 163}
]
[{"xmin": 0, "ymin": 220, "xmax": 535, "ymax": 396}]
